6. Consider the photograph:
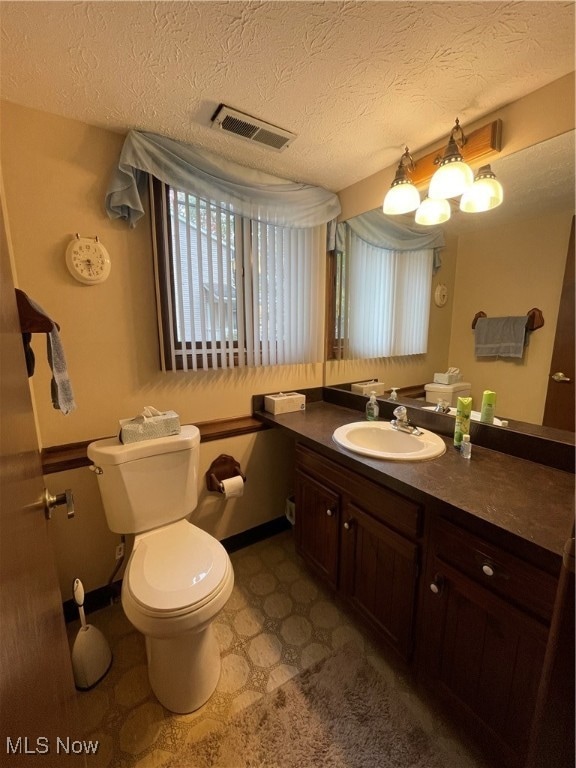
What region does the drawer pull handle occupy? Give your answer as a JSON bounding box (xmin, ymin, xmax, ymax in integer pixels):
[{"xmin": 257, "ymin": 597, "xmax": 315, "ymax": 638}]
[
  {"xmin": 482, "ymin": 563, "xmax": 495, "ymax": 577},
  {"xmin": 326, "ymin": 509, "xmax": 334, "ymax": 517},
  {"xmin": 344, "ymin": 521, "xmax": 351, "ymax": 530}
]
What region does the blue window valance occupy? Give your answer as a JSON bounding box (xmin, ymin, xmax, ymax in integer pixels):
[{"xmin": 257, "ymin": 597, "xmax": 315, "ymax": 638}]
[
  {"xmin": 335, "ymin": 209, "xmax": 445, "ymax": 271},
  {"xmin": 105, "ymin": 130, "xmax": 341, "ymax": 229}
]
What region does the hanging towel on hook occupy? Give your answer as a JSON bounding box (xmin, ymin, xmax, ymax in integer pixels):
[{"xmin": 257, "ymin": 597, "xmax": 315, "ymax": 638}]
[
  {"xmin": 27, "ymin": 296, "xmax": 77, "ymax": 414},
  {"xmin": 474, "ymin": 316, "xmax": 527, "ymax": 359}
]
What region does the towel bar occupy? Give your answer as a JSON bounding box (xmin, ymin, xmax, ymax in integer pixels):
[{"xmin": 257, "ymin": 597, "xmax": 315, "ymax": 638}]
[
  {"xmin": 15, "ymin": 288, "xmax": 60, "ymax": 333},
  {"xmin": 471, "ymin": 307, "xmax": 544, "ymax": 331}
]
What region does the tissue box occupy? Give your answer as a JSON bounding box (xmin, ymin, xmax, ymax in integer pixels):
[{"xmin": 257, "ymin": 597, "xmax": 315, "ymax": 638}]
[
  {"xmin": 264, "ymin": 392, "xmax": 306, "ymax": 415},
  {"xmin": 351, "ymin": 380, "xmax": 387, "ymax": 396},
  {"xmin": 119, "ymin": 410, "xmax": 181, "ymax": 444},
  {"xmin": 433, "ymin": 372, "xmax": 461, "ymax": 385}
]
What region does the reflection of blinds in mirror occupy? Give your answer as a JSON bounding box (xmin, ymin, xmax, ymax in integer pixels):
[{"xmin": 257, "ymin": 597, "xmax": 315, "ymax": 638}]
[{"xmin": 337, "ymin": 230, "xmax": 433, "ymax": 360}]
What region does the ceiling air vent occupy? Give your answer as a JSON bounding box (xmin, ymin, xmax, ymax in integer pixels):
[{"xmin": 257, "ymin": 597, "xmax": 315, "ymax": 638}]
[{"xmin": 210, "ymin": 104, "xmax": 296, "ymax": 152}]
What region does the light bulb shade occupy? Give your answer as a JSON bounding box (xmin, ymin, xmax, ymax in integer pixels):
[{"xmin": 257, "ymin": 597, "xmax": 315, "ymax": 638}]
[
  {"xmin": 383, "ymin": 180, "xmax": 420, "ymax": 215},
  {"xmin": 459, "ymin": 165, "xmax": 503, "ymax": 212},
  {"xmin": 415, "ymin": 197, "xmax": 451, "ymax": 226},
  {"xmin": 428, "ymin": 159, "xmax": 474, "ymax": 200}
]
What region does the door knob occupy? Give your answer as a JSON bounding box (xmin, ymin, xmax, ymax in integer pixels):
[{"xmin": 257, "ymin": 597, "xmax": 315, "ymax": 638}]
[
  {"xmin": 43, "ymin": 488, "xmax": 75, "ymax": 520},
  {"xmin": 551, "ymin": 371, "xmax": 571, "ymax": 382}
]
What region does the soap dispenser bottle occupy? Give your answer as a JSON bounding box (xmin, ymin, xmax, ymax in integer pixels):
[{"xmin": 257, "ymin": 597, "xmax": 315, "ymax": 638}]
[{"xmin": 366, "ymin": 392, "xmax": 379, "ymax": 421}]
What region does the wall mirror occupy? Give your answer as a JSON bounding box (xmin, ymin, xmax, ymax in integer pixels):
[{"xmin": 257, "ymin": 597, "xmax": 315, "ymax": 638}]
[{"xmin": 328, "ymin": 130, "xmax": 575, "ymax": 437}]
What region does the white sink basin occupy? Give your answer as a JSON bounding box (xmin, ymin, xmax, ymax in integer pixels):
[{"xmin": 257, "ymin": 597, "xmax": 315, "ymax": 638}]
[
  {"xmin": 421, "ymin": 406, "xmax": 503, "ymax": 426},
  {"xmin": 332, "ymin": 421, "xmax": 446, "ymax": 461}
]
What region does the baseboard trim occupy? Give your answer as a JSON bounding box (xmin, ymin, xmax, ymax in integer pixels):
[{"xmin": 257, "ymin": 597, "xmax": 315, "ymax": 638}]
[
  {"xmin": 221, "ymin": 515, "xmax": 292, "ymax": 553},
  {"xmin": 62, "ymin": 516, "xmax": 292, "ymax": 622}
]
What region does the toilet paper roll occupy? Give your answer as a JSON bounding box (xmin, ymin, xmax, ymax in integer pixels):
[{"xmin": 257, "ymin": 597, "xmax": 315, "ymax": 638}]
[{"xmin": 220, "ymin": 475, "xmax": 244, "ymax": 499}]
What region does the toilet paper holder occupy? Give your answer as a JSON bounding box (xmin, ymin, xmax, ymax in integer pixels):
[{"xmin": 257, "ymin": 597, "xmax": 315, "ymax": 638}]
[{"xmin": 206, "ymin": 454, "xmax": 247, "ymax": 493}]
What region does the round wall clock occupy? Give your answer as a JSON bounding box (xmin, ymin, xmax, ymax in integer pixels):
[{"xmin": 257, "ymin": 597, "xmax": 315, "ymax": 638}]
[
  {"xmin": 65, "ymin": 236, "xmax": 111, "ymax": 284},
  {"xmin": 434, "ymin": 283, "xmax": 448, "ymax": 307}
]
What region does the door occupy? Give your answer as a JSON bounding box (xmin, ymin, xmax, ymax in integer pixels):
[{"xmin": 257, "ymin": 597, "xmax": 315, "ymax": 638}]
[
  {"xmin": 422, "ymin": 557, "xmax": 549, "ymax": 767},
  {"xmin": 340, "ymin": 502, "xmax": 418, "ymax": 661},
  {"xmin": 295, "ymin": 469, "xmax": 340, "ymax": 589},
  {"xmin": 0, "ymin": 192, "xmax": 84, "ymax": 764},
  {"xmin": 543, "ymin": 216, "xmax": 574, "ymax": 430}
]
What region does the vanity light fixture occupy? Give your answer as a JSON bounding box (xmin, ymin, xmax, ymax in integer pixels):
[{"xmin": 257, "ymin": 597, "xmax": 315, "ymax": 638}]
[
  {"xmin": 415, "ymin": 196, "xmax": 451, "ymax": 225},
  {"xmin": 382, "ymin": 147, "xmax": 421, "ymax": 215},
  {"xmin": 459, "ymin": 164, "xmax": 504, "ymax": 212},
  {"xmin": 428, "ymin": 118, "xmax": 474, "ymax": 200},
  {"xmin": 383, "ymin": 118, "xmax": 504, "ymax": 226}
]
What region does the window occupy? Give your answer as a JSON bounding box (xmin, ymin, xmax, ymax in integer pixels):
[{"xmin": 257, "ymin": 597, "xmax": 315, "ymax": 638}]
[
  {"xmin": 151, "ymin": 179, "xmax": 326, "ymax": 370},
  {"xmin": 329, "ymin": 227, "xmax": 433, "ymax": 360}
]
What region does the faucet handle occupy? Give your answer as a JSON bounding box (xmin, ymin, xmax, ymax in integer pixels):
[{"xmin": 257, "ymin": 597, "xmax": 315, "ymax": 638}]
[{"xmin": 393, "ymin": 405, "xmax": 407, "ymax": 421}]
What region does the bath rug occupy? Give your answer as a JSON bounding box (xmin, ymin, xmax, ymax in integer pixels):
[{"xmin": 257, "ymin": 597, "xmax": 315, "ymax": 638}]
[{"xmin": 167, "ymin": 642, "xmax": 454, "ymax": 768}]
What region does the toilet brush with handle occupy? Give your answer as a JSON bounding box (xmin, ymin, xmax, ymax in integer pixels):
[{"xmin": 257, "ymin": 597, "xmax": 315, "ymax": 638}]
[{"xmin": 71, "ymin": 578, "xmax": 112, "ymax": 690}]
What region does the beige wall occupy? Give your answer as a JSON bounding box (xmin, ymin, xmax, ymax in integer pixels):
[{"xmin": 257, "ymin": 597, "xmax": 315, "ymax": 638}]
[
  {"xmin": 338, "ymin": 73, "xmax": 575, "ymax": 222},
  {"xmin": 1, "ymin": 101, "xmax": 325, "ymax": 447},
  {"xmin": 333, "ymin": 74, "xmax": 575, "ymax": 420},
  {"xmin": 448, "ymin": 209, "xmax": 573, "ymax": 424},
  {"xmin": 1, "ymin": 102, "xmax": 303, "ymax": 599}
]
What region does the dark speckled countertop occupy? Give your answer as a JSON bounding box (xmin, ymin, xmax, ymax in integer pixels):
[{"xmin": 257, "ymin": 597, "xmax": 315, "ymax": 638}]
[{"xmin": 255, "ymin": 401, "xmax": 575, "ymax": 559}]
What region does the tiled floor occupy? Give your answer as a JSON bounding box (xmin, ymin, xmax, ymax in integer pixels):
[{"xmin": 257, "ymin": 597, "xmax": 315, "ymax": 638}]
[{"xmin": 68, "ymin": 529, "xmax": 489, "ymax": 768}]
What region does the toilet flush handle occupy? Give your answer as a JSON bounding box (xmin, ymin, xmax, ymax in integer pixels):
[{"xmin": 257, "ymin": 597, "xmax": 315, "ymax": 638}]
[{"xmin": 43, "ymin": 488, "xmax": 75, "ymax": 520}]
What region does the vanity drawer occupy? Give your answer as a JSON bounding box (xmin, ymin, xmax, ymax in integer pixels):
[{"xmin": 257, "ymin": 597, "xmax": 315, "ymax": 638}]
[{"xmin": 432, "ymin": 518, "xmax": 557, "ymax": 623}]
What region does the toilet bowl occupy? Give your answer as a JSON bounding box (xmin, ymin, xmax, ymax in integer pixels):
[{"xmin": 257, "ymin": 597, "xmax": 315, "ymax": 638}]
[
  {"xmin": 87, "ymin": 426, "xmax": 234, "ymax": 713},
  {"xmin": 122, "ymin": 518, "xmax": 234, "ymax": 713}
]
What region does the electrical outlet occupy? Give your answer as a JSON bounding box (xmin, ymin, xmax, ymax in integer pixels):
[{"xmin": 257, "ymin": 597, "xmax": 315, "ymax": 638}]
[{"xmin": 115, "ymin": 542, "xmax": 125, "ymax": 561}]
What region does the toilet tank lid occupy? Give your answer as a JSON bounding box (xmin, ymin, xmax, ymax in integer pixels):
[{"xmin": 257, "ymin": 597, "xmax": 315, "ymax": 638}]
[
  {"xmin": 424, "ymin": 382, "xmax": 471, "ymax": 393},
  {"xmin": 87, "ymin": 425, "xmax": 200, "ymax": 465}
]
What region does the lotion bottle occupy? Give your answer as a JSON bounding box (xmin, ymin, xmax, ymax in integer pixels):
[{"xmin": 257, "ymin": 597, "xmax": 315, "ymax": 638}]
[{"xmin": 366, "ymin": 392, "xmax": 379, "ymax": 421}]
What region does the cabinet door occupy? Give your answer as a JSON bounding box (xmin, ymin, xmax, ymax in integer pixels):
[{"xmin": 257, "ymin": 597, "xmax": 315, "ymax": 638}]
[
  {"xmin": 295, "ymin": 469, "xmax": 340, "ymax": 589},
  {"xmin": 422, "ymin": 557, "xmax": 549, "ymax": 765},
  {"xmin": 340, "ymin": 502, "xmax": 419, "ymax": 661}
]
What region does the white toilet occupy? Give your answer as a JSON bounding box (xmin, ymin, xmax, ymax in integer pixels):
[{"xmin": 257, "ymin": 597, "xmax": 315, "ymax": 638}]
[{"xmin": 87, "ymin": 425, "xmax": 234, "ymax": 714}]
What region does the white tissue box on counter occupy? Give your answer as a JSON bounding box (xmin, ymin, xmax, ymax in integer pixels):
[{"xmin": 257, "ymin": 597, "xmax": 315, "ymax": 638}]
[
  {"xmin": 119, "ymin": 407, "xmax": 181, "ymax": 444},
  {"xmin": 433, "ymin": 372, "xmax": 461, "ymax": 385},
  {"xmin": 264, "ymin": 392, "xmax": 306, "ymax": 415},
  {"xmin": 351, "ymin": 380, "xmax": 387, "ymax": 396}
]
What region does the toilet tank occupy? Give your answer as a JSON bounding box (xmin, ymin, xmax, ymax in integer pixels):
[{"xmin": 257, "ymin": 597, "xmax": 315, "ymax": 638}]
[
  {"xmin": 424, "ymin": 381, "xmax": 472, "ymax": 407},
  {"xmin": 87, "ymin": 425, "xmax": 200, "ymax": 534}
]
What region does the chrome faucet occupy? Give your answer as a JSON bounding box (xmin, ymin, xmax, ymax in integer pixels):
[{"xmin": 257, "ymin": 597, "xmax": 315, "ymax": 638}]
[{"xmin": 391, "ymin": 406, "xmax": 423, "ymax": 436}]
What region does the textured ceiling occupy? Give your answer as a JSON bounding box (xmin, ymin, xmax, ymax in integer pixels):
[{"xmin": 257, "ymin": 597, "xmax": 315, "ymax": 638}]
[{"xmin": 1, "ymin": 1, "xmax": 574, "ymax": 194}]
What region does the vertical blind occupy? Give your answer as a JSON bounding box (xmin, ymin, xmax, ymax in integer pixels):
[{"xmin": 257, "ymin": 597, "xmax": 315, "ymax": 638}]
[
  {"xmin": 157, "ymin": 185, "xmax": 325, "ymax": 370},
  {"xmin": 339, "ymin": 229, "xmax": 433, "ymax": 359}
]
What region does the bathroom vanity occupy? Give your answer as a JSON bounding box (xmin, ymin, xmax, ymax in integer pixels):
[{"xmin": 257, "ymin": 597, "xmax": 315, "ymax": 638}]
[{"xmin": 254, "ymin": 397, "xmax": 575, "ymax": 768}]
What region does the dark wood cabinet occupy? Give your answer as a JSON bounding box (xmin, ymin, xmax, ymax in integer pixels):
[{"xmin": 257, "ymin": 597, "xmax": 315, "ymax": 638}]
[
  {"xmin": 420, "ymin": 517, "xmax": 558, "ymax": 767},
  {"xmin": 293, "ymin": 442, "xmax": 564, "ymax": 767},
  {"xmin": 295, "ymin": 444, "xmax": 421, "ymax": 662},
  {"xmin": 295, "ymin": 467, "xmax": 340, "ymax": 589},
  {"xmin": 340, "ymin": 501, "xmax": 419, "ymax": 659}
]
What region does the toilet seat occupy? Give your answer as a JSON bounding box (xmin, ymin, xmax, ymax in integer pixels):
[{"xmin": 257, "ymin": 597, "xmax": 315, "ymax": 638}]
[{"xmin": 126, "ymin": 520, "xmax": 230, "ymax": 618}]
